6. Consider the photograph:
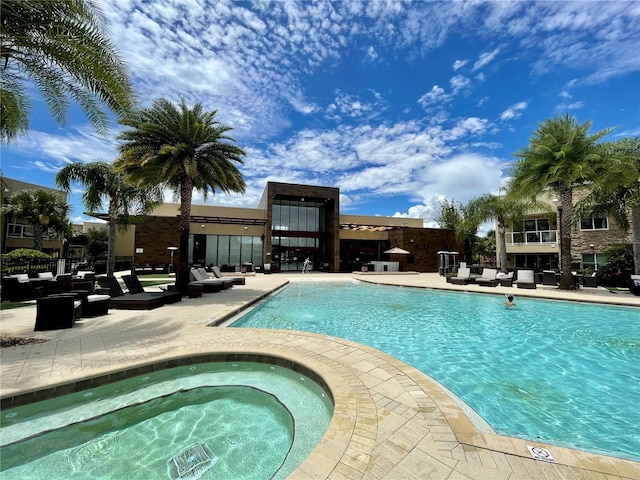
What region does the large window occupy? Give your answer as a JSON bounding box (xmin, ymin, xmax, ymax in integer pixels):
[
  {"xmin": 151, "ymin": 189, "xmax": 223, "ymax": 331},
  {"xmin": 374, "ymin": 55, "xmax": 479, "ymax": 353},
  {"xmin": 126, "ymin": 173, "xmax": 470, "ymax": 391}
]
[
  {"xmin": 271, "ymin": 200, "xmax": 321, "ymax": 232},
  {"xmin": 582, "ymin": 253, "xmax": 608, "ymax": 271},
  {"xmin": 190, "ymin": 234, "xmax": 263, "ymax": 267},
  {"xmin": 580, "ymin": 212, "xmax": 608, "ymax": 230},
  {"xmin": 509, "ymin": 218, "xmax": 556, "ymax": 244}
]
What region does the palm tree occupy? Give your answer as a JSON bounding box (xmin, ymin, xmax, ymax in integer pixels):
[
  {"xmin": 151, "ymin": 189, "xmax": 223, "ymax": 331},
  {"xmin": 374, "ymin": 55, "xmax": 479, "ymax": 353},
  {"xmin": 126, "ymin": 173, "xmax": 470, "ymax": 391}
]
[
  {"xmin": 467, "ymin": 193, "xmax": 550, "ymax": 273},
  {"xmin": 0, "ymin": 0, "xmax": 134, "ymax": 143},
  {"xmin": 437, "ymin": 199, "xmax": 478, "ymax": 265},
  {"xmin": 574, "ymin": 137, "xmax": 640, "ymax": 274},
  {"xmin": 115, "ymin": 98, "xmax": 246, "ymax": 291},
  {"xmin": 56, "ymin": 161, "xmax": 163, "ymax": 276},
  {"xmin": 2, "ymin": 189, "xmax": 70, "ymax": 251},
  {"xmin": 509, "ymin": 113, "xmax": 619, "ymax": 289}
]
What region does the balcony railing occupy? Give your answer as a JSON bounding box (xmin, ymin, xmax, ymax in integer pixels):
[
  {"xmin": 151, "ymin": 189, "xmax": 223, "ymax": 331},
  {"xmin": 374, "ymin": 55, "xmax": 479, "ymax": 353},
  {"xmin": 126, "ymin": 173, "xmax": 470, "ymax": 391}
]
[
  {"xmin": 507, "ymin": 230, "xmax": 558, "ymax": 245},
  {"xmin": 7, "ymin": 223, "xmax": 61, "ymax": 241}
]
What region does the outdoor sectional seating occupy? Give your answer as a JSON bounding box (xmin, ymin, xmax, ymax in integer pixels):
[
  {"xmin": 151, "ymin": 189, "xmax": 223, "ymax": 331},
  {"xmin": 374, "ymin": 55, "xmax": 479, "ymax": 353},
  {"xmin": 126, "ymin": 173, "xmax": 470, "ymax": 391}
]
[
  {"xmin": 97, "ymin": 276, "xmax": 165, "ymax": 310},
  {"xmin": 69, "ymin": 280, "xmax": 111, "ymax": 317}
]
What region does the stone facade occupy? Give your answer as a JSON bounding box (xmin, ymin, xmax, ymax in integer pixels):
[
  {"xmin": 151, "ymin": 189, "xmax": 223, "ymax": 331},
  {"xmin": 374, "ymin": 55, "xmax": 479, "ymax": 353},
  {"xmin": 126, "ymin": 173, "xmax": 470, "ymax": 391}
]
[
  {"xmin": 388, "ymin": 227, "xmax": 462, "ymax": 272},
  {"xmin": 131, "ymin": 217, "xmax": 181, "ymax": 267}
]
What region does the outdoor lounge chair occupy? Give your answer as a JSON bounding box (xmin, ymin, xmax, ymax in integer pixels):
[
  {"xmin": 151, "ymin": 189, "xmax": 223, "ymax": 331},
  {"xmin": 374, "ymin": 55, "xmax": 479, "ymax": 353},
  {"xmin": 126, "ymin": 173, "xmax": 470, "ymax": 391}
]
[
  {"xmin": 209, "ymin": 266, "xmax": 246, "ymax": 286},
  {"xmin": 189, "ymin": 269, "xmax": 232, "ymax": 292},
  {"xmin": 514, "ymin": 270, "xmax": 536, "ymax": 289},
  {"xmin": 449, "ymin": 267, "xmax": 473, "ymax": 285},
  {"xmin": 97, "ymin": 276, "xmax": 165, "ymax": 310},
  {"xmin": 496, "ymin": 271, "xmax": 514, "ymax": 287},
  {"xmin": 475, "ymin": 268, "xmax": 498, "ymax": 287},
  {"xmin": 122, "ymin": 274, "xmax": 182, "ymax": 304},
  {"xmin": 33, "ymin": 287, "xmax": 82, "ymax": 330}
]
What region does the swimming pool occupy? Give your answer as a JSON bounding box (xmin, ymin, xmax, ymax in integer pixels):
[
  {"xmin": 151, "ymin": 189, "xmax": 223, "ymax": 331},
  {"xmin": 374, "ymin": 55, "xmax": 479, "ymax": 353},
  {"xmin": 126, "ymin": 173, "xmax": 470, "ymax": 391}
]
[
  {"xmin": 0, "ymin": 361, "xmax": 333, "ymax": 480},
  {"xmin": 232, "ymin": 281, "xmax": 640, "ymax": 461}
]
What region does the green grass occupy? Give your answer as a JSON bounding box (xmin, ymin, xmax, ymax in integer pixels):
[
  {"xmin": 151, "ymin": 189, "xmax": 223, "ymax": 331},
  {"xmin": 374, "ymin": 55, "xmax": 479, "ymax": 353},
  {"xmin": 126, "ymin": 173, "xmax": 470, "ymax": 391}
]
[
  {"xmin": 140, "ymin": 280, "xmax": 174, "ymax": 287},
  {"xmin": 0, "ymin": 301, "xmax": 31, "ymax": 310}
]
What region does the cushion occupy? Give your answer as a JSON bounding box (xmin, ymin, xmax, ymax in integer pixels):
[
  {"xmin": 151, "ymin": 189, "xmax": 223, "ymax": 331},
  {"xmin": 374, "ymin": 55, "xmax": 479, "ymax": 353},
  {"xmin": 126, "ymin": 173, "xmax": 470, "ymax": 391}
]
[
  {"xmin": 211, "ymin": 266, "xmax": 223, "ymax": 278},
  {"xmin": 190, "ymin": 269, "xmax": 205, "ymax": 281},
  {"xmin": 37, "ymin": 272, "xmax": 55, "ymax": 279},
  {"xmin": 12, "ymin": 273, "xmax": 30, "ymax": 283},
  {"xmin": 87, "ymin": 294, "xmax": 110, "ymax": 303}
]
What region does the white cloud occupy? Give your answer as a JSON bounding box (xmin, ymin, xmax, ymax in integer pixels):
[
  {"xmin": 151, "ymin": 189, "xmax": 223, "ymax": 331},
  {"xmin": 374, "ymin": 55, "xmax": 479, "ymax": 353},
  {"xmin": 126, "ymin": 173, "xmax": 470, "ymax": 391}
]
[
  {"xmin": 500, "ymin": 101, "xmax": 528, "ymax": 121},
  {"xmin": 449, "ymin": 74, "xmax": 471, "ymax": 94},
  {"xmin": 473, "ymin": 47, "xmax": 500, "ymax": 71},
  {"xmin": 452, "ymin": 59, "xmax": 468, "ymax": 70},
  {"xmin": 417, "ymin": 85, "xmax": 451, "ymax": 109}
]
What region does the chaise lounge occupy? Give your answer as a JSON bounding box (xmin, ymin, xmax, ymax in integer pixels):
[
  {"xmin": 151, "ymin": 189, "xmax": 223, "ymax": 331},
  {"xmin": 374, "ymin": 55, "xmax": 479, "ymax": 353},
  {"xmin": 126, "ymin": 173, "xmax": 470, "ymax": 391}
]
[
  {"xmin": 122, "ymin": 274, "xmax": 183, "ymax": 304},
  {"xmin": 97, "ymin": 276, "xmax": 165, "ymax": 310},
  {"xmin": 189, "ymin": 269, "xmax": 232, "ymax": 292},
  {"xmin": 210, "ymin": 266, "xmax": 246, "ymax": 286}
]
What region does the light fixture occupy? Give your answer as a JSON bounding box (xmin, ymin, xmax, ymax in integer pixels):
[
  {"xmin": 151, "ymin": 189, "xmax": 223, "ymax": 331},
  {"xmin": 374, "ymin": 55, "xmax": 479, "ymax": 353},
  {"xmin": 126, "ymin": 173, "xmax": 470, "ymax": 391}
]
[
  {"xmin": 589, "ymin": 244, "xmax": 595, "ymax": 248},
  {"xmin": 201, "ymin": 224, "xmax": 206, "ymax": 228}
]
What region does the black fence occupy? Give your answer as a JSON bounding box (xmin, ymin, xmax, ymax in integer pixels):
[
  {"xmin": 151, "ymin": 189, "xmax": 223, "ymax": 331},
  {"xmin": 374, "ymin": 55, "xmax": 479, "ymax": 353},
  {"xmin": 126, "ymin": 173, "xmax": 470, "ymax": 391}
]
[{"xmin": 0, "ymin": 256, "xmax": 133, "ymax": 276}]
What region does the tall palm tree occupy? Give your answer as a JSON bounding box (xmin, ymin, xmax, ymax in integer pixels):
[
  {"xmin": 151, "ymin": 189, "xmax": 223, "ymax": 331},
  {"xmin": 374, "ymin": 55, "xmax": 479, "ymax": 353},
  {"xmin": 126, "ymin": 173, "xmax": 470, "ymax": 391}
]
[
  {"xmin": 0, "ymin": 0, "xmax": 134, "ymax": 143},
  {"xmin": 467, "ymin": 193, "xmax": 550, "ymax": 273},
  {"xmin": 2, "ymin": 189, "xmax": 70, "ymax": 251},
  {"xmin": 509, "ymin": 113, "xmax": 619, "ymax": 289},
  {"xmin": 56, "ymin": 161, "xmax": 163, "ymax": 276},
  {"xmin": 115, "ymin": 98, "xmax": 246, "ymax": 291},
  {"xmin": 574, "ymin": 137, "xmax": 640, "ymax": 274}
]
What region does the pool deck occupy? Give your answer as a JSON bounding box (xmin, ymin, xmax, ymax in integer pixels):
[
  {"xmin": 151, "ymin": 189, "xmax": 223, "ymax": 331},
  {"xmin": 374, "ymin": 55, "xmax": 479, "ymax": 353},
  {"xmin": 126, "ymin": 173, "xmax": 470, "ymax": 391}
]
[{"xmin": 1, "ymin": 272, "xmax": 639, "ymax": 479}]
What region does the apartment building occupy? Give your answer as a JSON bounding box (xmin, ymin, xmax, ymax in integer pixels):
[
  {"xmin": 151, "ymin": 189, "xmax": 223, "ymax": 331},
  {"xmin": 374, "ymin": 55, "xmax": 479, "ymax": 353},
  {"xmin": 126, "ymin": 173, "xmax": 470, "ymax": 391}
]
[{"xmin": 497, "ymin": 190, "xmax": 632, "ymax": 272}]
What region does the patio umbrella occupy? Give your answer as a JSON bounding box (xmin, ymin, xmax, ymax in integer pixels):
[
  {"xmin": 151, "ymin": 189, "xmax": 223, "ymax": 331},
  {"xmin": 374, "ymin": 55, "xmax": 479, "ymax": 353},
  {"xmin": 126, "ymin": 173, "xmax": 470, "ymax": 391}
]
[{"xmin": 384, "ymin": 246, "xmax": 411, "ymax": 255}]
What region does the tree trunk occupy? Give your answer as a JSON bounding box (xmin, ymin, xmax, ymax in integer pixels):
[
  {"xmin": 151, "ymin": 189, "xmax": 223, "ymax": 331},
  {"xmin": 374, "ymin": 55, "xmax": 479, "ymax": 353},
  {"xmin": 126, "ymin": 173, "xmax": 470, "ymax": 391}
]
[
  {"xmin": 558, "ymin": 184, "xmax": 575, "ymax": 290},
  {"xmin": 631, "ymin": 205, "xmax": 640, "ymax": 275},
  {"xmin": 498, "ymin": 222, "xmax": 508, "ymax": 273},
  {"xmin": 175, "ymin": 180, "xmax": 194, "ymax": 293},
  {"xmin": 107, "ymin": 199, "xmax": 118, "ymax": 277},
  {"xmin": 32, "ymin": 224, "xmax": 44, "ymax": 251}
]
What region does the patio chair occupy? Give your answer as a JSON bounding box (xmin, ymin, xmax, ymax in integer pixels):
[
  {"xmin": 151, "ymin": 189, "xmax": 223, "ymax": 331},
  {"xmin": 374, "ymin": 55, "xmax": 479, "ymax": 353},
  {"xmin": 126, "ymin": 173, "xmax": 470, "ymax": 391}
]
[
  {"xmin": 33, "ymin": 287, "xmax": 82, "ymax": 330},
  {"xmin": 69, "ymin": 280, "xmax": 111, "ymax": 317},
  {"xmin": 542, "ymin": 270, "xmax": 557, "ymax": 286},
  {"xmin": 630, "ymin": 275, "xmax": 640, "ymax": 296},
  {"xmin": 449, "ymin": 267, "xmax": 473, "ymax": 285},
  {"xmin": 209, "ymin": 266, "xmax": 246, "ymax": 286},
  {"xmin": 496, "ymin": 271, "xmax": 514, "ymax": 287},
  {"xmin": 97, "ymin": 276, "xmax": 165, "ymax": 310},
  {"xmin": 514, "ymin": 270, "xmax": 536, "ymax": 289},
  {"xmin": 582, "ymin": 273, "xmax": 598, "ymax": 288},
  {"xmin": 475, "ymin": 268, "xmax": 498, "ymax": 287},
  {"xmin": 122, "ymin": 274, "xmax": 182, "ymax": 304}
]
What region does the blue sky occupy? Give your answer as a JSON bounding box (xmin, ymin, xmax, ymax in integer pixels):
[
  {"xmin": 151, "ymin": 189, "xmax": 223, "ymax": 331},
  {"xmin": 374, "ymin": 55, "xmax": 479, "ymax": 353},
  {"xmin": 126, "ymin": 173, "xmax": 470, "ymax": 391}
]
[{"xmin": 2, "ymin": 0, "xmax": 639, "ymax": 229}]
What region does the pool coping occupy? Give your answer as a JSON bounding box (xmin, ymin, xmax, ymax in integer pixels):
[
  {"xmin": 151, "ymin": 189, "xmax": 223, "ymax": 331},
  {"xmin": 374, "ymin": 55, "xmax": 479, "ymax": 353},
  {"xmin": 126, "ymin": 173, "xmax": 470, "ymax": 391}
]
[{"xmin": 1, "ymin": 272, "xmax": 639, "ymax": 479}]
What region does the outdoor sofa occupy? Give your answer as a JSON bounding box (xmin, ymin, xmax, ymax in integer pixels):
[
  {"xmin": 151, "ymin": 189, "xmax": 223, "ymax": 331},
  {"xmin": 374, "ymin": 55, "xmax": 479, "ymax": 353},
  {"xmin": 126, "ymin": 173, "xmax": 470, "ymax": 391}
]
[{"xmin": 475, "ymin": 268, "xmax": 498, "ymax": 287}]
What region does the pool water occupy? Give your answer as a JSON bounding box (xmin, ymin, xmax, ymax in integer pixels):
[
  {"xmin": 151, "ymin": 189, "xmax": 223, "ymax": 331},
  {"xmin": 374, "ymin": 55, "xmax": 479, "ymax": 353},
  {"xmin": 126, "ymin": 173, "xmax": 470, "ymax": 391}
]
[
  {"xmin": 232, "ymin": 281, "xmax": 640, "ymax": 461},
  {"xmin": 0, "ymin": 362, "xmax": 333, "ymax": 480}
]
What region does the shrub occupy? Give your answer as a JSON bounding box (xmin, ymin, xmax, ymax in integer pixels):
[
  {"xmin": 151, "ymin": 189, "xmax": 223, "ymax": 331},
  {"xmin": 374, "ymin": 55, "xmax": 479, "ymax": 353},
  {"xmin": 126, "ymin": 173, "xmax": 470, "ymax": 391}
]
[{"xmin": 3, "ymin": 249, "xmax": 51, "ymax": 259}]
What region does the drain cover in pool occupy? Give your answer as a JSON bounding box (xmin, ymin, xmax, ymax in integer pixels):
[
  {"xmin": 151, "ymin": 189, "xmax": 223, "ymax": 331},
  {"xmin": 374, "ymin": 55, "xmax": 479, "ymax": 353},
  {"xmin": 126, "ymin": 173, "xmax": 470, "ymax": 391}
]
[{"xmin": 167, "ymin": 442, "xmax": 217, "ymax": 480}]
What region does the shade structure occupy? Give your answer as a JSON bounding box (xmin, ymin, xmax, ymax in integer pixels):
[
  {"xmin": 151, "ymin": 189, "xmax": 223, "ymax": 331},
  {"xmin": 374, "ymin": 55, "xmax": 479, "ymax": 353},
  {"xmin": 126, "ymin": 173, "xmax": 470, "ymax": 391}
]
[{"xmin": 384, "ymin": 246, "xmax": 411, "ymax": 255}]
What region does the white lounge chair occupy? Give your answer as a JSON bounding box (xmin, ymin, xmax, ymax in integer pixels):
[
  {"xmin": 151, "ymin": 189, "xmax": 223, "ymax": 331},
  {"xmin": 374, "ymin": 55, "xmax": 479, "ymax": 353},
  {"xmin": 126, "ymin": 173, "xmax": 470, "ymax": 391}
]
[
  {"xmin": 475, "ymin": 268, "xmax": 498, "ymax": 287},
  {"xmin": 514, "ymin": 270, "xmax": 536, "ymax": 289},
  {"xmin": 449, "ymin": 267, "xmax": 473, "ymax": 285}
]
